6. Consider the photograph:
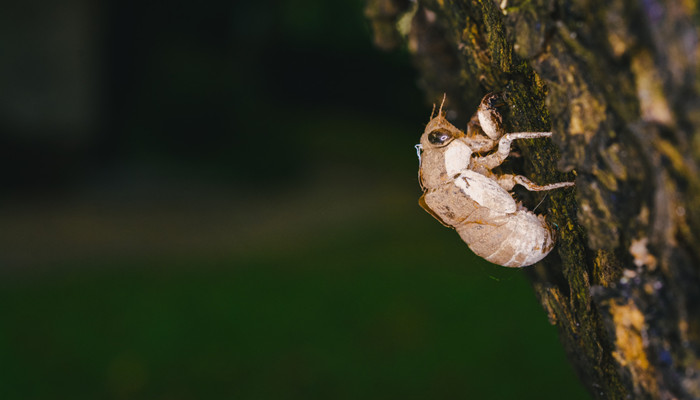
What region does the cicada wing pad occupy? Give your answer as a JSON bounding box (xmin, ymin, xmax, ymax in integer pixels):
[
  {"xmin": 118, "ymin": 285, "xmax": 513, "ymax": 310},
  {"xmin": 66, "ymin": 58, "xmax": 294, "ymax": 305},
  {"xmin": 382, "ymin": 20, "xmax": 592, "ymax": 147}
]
[{"xmin": 418, "ymin": 193, "xmax": 451, "ymax": 228}]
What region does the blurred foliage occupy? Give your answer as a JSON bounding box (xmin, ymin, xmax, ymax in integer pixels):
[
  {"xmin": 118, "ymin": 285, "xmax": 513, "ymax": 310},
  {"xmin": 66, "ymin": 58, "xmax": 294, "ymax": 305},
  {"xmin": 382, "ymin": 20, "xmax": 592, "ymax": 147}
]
[
  {"xmin": 0, "ymin": 217, "xmax": 588, "ymax": 399},
  {"xmin": 0, "ymin": 0, "xmax": 588, "ymax": 398}
]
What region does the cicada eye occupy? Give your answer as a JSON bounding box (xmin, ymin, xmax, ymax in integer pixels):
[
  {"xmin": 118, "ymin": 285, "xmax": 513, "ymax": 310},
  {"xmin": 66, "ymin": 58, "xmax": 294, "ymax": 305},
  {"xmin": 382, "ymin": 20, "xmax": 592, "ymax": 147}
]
[{"xmin": 428, "ymin": 129, "xmax": 453, "ymax": 146}]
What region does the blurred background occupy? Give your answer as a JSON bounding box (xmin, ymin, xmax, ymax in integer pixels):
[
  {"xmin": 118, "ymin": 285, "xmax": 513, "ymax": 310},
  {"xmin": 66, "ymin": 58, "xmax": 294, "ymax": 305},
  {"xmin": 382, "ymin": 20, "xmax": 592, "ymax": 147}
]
[{"xmin": 0, "ymin": 0, "xmax": 589, "ymax": 398}]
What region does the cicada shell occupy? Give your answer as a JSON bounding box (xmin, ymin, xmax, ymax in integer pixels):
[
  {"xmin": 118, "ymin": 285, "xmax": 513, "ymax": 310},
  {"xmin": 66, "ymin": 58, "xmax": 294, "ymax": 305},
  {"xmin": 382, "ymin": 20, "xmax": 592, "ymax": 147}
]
[{"xmin": 416, "ymin": 93, "xmax": 574, "ymax": 268}]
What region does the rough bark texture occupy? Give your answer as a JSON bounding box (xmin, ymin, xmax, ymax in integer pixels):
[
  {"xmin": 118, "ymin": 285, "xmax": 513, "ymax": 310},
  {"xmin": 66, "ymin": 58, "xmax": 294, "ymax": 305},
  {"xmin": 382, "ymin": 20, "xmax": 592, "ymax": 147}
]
[{"xmin": 366, "ymin": 0, "xmax": 700, "ymax": 398}]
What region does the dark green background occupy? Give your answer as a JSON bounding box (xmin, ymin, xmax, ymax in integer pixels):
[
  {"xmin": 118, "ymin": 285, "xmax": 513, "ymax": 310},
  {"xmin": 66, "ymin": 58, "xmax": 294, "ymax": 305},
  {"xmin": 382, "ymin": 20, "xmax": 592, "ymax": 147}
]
[{"xmin": 0, "ymin": 0, "xmax": 589, "ymax": 398}]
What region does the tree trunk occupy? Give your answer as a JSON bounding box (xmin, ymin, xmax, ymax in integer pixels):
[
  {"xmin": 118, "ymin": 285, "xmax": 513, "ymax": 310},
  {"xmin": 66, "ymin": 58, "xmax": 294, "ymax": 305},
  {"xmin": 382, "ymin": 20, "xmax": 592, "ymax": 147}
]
[{"xmin": 366, "ymin": 0, "xmax": 700, "ymax": 398}]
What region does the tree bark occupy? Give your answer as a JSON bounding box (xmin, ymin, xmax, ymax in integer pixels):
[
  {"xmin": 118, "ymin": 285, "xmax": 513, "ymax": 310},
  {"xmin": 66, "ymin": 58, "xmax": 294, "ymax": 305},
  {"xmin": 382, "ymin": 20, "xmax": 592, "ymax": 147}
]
[{"xmin": 366, "ymin": 0, "xmax": 700, "ymax": 398}]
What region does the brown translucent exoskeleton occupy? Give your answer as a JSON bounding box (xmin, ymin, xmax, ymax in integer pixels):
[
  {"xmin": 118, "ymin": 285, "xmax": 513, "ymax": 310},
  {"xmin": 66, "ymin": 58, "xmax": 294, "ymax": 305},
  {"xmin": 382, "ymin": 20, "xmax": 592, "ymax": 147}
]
[{"xmin": 416, "ymin": 93, "xmax": 575, "ymax": 267}]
